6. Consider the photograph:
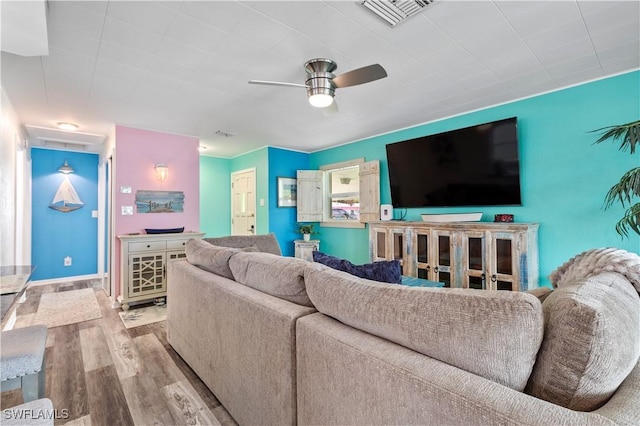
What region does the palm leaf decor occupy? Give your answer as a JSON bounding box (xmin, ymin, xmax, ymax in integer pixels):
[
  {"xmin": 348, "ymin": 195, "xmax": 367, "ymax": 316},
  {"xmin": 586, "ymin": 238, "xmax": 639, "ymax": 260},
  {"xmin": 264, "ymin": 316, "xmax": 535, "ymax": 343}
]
[{"xmin": 590, "ymin": 120, "xmax": 640, "ymax": 237}]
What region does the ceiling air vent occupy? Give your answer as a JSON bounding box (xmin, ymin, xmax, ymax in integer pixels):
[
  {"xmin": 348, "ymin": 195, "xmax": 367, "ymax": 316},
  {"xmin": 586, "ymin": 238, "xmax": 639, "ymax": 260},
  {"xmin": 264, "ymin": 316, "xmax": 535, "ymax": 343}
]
[{"xmin": 362, "ymin": 0, "xmax": 434, "ymax": 27}]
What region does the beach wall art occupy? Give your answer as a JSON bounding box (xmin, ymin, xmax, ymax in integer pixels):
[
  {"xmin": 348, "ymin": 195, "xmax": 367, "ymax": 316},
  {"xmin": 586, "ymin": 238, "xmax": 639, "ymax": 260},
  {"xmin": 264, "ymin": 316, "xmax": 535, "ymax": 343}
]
[{"xmin": 135, "ymin": 190, "xmax": 184, "ymax": 213}]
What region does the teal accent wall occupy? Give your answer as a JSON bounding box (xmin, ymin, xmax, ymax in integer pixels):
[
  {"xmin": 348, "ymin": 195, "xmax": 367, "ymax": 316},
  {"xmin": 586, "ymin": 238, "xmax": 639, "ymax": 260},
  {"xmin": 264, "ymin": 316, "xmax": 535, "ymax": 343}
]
[
  {"xmin": 31, "ymin": 148, "xmax": 99, "ymax": 280},
  {"xmin": 230, "ymin": 147, "xmax": 270, "ymax": 235},
  {"xmin": 310, "ymin": 71, "xmax": 640, "ymax": 285},
  {"xmin": 268, "ymin": 147, "xmax": 310, "ymax": 255},
  {"xmin": 200, "ymin": 156, "xmax": 231, "ymax": 237}
]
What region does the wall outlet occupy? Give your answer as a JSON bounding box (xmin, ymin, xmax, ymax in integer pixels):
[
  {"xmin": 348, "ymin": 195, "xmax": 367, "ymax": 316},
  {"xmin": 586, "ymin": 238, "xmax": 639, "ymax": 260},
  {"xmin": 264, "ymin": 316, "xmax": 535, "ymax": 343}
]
[{"xmin": 64, "ymin": 256, "xmax": 72, "ymax": 266}]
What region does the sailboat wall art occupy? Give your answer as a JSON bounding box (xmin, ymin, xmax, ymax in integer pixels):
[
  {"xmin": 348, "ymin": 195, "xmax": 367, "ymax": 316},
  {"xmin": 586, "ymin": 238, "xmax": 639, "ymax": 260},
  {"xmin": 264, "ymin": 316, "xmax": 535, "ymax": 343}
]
[{"xmin": 49, "ymin": 176, "xmax": 84, "ymax": 213}]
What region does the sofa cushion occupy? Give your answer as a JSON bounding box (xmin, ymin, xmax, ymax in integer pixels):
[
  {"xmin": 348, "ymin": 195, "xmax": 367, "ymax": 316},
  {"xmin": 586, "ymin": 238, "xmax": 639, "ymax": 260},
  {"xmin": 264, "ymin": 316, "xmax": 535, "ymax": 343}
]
[
  {"xmin": 204, "ymin": 233, "xmax": 282, "ymax": 256},
  {"xmin": 526, "ymin": 272, "xmax": 640, "ymax": 411},
  {"xmin": 304, "ymin": 262, "xmax": 543, "ymax": 391},
  {"xmin": 185, "ymin": 238, "xmax": 239, "ymax": 280},
  {"xmin": 549, "ymin": 247, "xmax": 640, "ymax": 293},
  {"xmin": 229, "ymin": 252, "xmax": 313, "ymax": 307},
  {"xmin": 312, "ymin": 251, "xmax": 401, "ymax": 284}
]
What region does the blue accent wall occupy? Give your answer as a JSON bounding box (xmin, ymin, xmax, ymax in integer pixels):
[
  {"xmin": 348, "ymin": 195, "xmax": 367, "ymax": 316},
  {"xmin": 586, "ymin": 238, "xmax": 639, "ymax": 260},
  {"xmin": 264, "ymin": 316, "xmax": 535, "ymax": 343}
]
[
  {"xmin": 31, "ymin": 148, "xmax": 99, "ymax": 280},
  {"xmin": 268, "ymin": 147, "xmax": 310, "ymax": 256},
  {"xmin": 309, "ymin": 71, "xmax": 640, "ymax": 285},
  {"xmin": 200, "ymin": 156, "xmax": 231, "ymax": 237}
]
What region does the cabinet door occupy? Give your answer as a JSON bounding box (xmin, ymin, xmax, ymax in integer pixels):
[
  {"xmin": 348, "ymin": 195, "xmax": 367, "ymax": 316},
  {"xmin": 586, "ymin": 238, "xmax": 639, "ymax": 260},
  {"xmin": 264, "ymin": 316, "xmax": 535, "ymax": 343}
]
[
  {"xmin": 370, "ymin": 227, "xmax": 388, "ymax": 262},
  {"xmin": 431, "ymin": 230, "xmax": 454, "ymax": 287},
  {"xmin": 487, "ymin": 233, "xmax": 518, "ymax": 291},
  {"xmin": 129, "ymin": 252, "xmax": 166, "ymax": 296},
  {"xmin": 413, "ymin": 229, "xmax": 432, "ymax": 280},
  {"xmin": 390, "ymin": 228, "xmax": 406, "ymax": 274},
  {"xmin": 463, "ymin": 231, "xmax": 486, "ymax": 290}
]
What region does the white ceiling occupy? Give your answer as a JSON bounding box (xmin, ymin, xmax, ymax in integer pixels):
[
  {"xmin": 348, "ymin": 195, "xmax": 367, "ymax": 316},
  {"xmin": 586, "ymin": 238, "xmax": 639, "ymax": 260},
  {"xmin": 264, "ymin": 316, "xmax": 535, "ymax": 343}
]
[{"xmin": 2, "ymin": 0, "xmax": 639, "ymax": 158}]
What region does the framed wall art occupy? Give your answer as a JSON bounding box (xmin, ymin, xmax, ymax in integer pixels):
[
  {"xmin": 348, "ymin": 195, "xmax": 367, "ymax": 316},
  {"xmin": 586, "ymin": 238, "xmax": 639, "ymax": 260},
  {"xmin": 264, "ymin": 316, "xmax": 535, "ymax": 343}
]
[{"xmin": 277, "ymin": 177, "xmax": 297, "ymax": 208}]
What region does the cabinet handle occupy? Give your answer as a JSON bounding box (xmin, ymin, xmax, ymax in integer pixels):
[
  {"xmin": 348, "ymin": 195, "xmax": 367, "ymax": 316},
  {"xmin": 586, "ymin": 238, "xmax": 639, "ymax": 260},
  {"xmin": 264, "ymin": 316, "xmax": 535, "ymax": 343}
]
[
  {"xmin": 146, "ymin": 244, "xmax": 151, "ymax": 248},
  {"xmin": 434, "ymin": 266, "xmax": 439, "ymax": 273},
  {"xmin": 426, "ymin": 265, "xmax": 430, "ymax": 272},
  {"xmin": 481, "ymin": 273, "xmax": 486, "ymax": 281},
  {"xmin": 491, "ymin": 275, "xmax": 497, "ymax": 282}
]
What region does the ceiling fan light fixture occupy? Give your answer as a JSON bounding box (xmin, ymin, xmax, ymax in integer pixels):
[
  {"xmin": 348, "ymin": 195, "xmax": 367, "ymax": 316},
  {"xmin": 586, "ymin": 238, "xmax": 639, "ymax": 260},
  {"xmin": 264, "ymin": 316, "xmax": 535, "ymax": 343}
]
[{"xmin": 309, "ymin": 93, "xmax": 334, "ymax": 108}]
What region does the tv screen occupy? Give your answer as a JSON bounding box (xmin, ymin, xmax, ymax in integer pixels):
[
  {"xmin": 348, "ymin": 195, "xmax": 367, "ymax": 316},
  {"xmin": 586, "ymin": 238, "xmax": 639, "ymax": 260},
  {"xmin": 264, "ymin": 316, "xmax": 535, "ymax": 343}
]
[{"xmin": 386, "ymin": 117, "xmax": 521, "ymax": 208}]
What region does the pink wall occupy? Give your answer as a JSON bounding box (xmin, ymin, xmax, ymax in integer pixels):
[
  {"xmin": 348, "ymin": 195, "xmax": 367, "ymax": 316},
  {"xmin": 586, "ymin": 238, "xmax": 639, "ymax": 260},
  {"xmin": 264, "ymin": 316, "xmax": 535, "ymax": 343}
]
[{"xmin": 114, "ymin": 125, "xmax": 200, "ymax": 299}]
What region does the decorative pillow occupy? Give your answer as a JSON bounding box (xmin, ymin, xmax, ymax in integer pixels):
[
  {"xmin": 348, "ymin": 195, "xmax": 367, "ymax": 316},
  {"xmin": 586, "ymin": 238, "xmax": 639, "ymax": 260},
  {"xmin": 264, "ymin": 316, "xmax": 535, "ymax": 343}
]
[
  {"xmin": 549, "ymin": 248, "xmax": 640, "ymax": 293},
  {"xmin": 185, "ymin": 238, "xmax": 240, "ymax": 280},
  {"xmin": 312, "ymin": 251, "xmax": 401, "ymax": 284},
  {"xmin": 525, "ymin": 272, "xmax": 640, "ymax": 411},
  {"xmin": 304, "ymin": 262, "xmax": 543, "ymax": 391},
  {"xmin": 229, "ymin": 251, "xmax": 313, "ymax": 307}
]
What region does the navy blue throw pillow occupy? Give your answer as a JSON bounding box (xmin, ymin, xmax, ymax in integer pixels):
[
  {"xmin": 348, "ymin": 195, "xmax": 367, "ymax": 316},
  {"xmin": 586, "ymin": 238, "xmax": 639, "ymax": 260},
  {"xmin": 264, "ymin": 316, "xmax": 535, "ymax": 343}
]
[{"xmin": 312, "ymin": 251, "xmax": 401, "ymax": 284}]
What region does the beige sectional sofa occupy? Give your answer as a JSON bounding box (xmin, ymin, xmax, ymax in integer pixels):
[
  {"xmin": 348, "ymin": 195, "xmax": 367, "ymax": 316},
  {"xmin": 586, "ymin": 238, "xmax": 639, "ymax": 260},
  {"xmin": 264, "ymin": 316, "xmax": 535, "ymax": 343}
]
[{"xmin": 167, "ymin": 235, "xmax": 640, "ymax": 426}]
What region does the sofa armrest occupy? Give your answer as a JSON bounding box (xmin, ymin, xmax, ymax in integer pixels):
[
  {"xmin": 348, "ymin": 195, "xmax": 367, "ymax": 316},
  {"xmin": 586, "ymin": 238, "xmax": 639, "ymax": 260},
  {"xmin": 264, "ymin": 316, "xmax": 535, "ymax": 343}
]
[{"xmin": 167, "ymin": 259, "xmax": 315, "ymax": 426}]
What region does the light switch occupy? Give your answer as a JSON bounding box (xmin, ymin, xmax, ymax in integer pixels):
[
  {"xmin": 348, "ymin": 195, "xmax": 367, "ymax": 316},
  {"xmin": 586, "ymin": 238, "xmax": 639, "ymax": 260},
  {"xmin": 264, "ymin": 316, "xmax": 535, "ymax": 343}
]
[
  {"xmin": 122, "ymin": 206, "xmax": 133, "ymax": 215},
  {"xmin": 92, "ymin": 210, "xmax": 98, "ymax": 218},
  {"xmin": 259, "ymin": 198, "xmax": 265, "ymax": 206},
  {"xmin": 120, "ymin": 186, "xmax": 131, "ymax": 193}
]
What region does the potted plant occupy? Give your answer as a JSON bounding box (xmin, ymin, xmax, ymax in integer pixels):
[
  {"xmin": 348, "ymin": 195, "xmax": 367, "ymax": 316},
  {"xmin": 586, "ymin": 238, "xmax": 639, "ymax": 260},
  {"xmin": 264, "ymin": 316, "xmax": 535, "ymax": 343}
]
[
  {"xmin": 298, "ymin": 223, "xmax": 317, "ymax": 241},
  {"xmin": 591, "ymin": 119, "xmax": 640, "ymax": 237}
]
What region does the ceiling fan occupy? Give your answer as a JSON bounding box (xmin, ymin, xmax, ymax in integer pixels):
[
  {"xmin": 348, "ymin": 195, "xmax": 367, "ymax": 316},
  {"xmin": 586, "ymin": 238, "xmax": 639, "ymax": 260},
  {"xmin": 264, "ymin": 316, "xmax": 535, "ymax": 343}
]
[{"xmin": 248, "ymin": 58, "xmax": 387, "ymax": 112}]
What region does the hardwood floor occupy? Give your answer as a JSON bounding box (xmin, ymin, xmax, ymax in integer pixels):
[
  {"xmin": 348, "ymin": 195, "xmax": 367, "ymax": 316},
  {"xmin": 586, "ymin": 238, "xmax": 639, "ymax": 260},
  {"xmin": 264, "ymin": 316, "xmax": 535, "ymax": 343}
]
[{"xmin": 1, "ymin": 280, "xmax": 237, "ymax": 426}]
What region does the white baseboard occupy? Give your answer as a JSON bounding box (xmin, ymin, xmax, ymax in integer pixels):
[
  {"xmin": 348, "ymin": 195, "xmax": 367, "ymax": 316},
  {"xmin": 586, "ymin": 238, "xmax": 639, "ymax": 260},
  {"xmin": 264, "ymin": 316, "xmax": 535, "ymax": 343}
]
[{"xmin": 30, "ymin": 273, "xmax": 101, "ymax": 287}]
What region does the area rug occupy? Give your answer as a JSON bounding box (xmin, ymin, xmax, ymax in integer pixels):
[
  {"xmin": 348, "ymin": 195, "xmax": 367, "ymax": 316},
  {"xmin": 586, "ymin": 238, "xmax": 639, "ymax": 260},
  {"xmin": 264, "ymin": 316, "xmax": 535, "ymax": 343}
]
[
  {"xmin": 118, "ymin": 304, "xmax": 167, "ymax": 329},
  {"xmin": 35, "ymin": 288, "xmax": 102, "ymax": 328}
]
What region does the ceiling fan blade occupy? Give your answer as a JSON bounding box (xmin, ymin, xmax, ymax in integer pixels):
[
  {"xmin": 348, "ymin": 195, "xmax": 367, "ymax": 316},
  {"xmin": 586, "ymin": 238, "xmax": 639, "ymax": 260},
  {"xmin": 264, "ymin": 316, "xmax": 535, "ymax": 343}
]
[
  {"xmin": 333, "ymin": 64, "xmax": 387, "ymax": 88},
  {"xmin": 321, "ymin": 100, "xmax": 339, "ymax": 117},
  {"xmin": 248, "ymin": 80, "xmax": 307, "ymax": 88}
]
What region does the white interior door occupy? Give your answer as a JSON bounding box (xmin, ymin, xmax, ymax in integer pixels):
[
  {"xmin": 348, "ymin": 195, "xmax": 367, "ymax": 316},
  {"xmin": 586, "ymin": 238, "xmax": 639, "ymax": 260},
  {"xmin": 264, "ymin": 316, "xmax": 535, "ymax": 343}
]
[{"xmin": 231, "ymin": 169, "xmax": 256, "ymax": 235}]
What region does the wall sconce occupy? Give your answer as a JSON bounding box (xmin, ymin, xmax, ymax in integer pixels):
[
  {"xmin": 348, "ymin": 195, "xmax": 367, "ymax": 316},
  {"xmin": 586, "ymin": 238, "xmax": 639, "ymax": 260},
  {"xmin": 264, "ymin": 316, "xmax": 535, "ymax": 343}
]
[
  {"xmin": 58, "ymin": 160, "xmax": 74, "ymax": 174},
  {"xmin": 155, "ymin": 163, "xmax": 169, "ymax": 182},
  {"xmin": 339, "ymin": 177, "xmax": 351, "ymax": 184}
]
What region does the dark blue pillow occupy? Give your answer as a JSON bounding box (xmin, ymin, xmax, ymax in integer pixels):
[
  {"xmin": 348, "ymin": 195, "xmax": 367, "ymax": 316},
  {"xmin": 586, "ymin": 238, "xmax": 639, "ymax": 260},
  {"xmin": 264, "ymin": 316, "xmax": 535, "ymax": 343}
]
[{"xmin": 312, "ymin": 251, "xmax": 401, "ymax": 284}]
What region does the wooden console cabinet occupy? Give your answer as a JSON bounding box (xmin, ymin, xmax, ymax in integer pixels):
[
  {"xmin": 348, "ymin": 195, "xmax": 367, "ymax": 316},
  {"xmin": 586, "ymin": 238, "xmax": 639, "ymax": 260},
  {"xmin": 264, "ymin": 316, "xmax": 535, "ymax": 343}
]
[
  {"xmin": 369, "ymin": 221, "xmax": 539, "ymax": 291},
  {"xmin": 117, "ymin": 232, "xmax": 205, "ymax": 310}
]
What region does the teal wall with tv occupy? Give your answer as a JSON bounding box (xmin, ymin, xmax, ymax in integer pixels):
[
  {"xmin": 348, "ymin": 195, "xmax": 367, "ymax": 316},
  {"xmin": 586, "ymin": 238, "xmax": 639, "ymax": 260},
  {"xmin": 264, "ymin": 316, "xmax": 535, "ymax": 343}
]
[{"xmin": 309, "ymin": 71, "xmax": 640, "ymax": 285}]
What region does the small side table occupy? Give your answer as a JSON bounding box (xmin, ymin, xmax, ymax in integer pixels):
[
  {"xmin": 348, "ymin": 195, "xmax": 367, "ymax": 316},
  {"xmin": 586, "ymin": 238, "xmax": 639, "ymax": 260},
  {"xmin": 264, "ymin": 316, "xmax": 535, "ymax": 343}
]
[{"xmin": 294, "ymin": 240, "xmax": 320, "ymax": 262}]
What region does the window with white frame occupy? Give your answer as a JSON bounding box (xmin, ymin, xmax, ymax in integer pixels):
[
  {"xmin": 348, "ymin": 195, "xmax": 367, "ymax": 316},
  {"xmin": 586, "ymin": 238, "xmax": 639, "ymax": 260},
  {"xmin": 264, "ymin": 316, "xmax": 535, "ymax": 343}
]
[{"xmin": 297, "ymin": 158, "xmax": 380, "ymax": 227}]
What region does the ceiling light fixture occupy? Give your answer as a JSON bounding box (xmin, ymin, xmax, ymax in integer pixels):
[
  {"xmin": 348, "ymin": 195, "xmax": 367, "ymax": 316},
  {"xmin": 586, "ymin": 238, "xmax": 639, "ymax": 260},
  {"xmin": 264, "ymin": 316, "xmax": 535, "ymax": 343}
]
[
  {"xmin": 58, "ymin": 160, "xmax": 74, "ymax": 174},
  {"xmin": 198, "ymin": 145, "xmax": 207, "ymax": 152},
  {"xmin": 308, "ymin": 93, "xmax": 334, "ymax": 108},
  {"xmin": 57, "ymin": 122, "xmax": 79, "ymax": 131}
]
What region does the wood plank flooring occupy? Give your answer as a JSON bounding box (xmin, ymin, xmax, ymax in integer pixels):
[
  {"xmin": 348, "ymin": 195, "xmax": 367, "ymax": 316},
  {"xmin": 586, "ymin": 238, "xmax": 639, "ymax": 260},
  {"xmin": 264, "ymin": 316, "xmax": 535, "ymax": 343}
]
[{"xmin": 1, "ymin": 280, "xmax": 237, "ymax": 426}]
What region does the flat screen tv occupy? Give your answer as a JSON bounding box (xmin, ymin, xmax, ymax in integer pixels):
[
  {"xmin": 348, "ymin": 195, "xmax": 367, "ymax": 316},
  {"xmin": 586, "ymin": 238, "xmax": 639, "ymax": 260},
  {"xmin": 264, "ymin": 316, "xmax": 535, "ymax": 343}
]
[{"xmin": 386, "ymin": 117, "xmax": 521, "ymax": 208}]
